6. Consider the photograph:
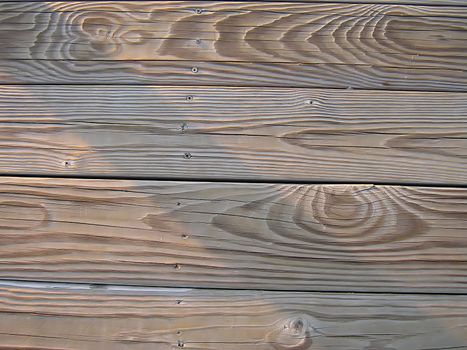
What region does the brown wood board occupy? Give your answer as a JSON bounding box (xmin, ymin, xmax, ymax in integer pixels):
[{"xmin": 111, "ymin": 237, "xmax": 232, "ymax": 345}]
[
  {"xmin": 1, "ymin": 1, "xmax": 466, "ymax": 90},
  {"xmin": 0, "ymin": 177, "xmax": 466, "ymax": 292},
  {"xmin": 1, "ymin": 85, "xmax": 466, "ymax": 183},
  {"xmin": 0, "ymin": 281, "xmax": 467, "ymax": 349}
]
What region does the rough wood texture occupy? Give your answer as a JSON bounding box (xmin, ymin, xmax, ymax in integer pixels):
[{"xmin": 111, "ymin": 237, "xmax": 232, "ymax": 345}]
[
  {"xmin": 2, "ymin": 2, "xmax": 466, "ymax": 65},
  {"xmin": 1, "ymin": 1, "xmax": 466, "ymax": 90},
  {"xmin": 0, "ymin": 177, "xmax": 466, "ymax": 292},
  {"xmin": 7, "ymin": 0, "xmax": 467, "ymax": 5},
  {"xmin": 2, "ymin": 59, "xmax": 466, "ymax": 91},
  {"xmin": 0, "ymin": 281, "xmax": 467, "ymax": 350},
  {"xmin": 1, "ymin": 85, "xmax": 466, "ymax": 184}
]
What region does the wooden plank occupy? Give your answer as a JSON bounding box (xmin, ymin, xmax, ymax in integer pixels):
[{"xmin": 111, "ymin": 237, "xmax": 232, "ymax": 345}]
[
  {"xmin": 265, "ymin": 0, "xmax": 467, "ymax": 4},
  {"xmin": 6, "ymin": 0, "xmax": 467, "ymax": 5},
  {"xmin": 2, "ymin": 2, "xmax": 466, "ymax": 66},
  {"xmin": 2, "ymin": 59, "xmax": 466, "ymax": 91},
  {"xmin": 1, "ymin": 1, "xmax": 466, "ymax": 90},
  {"xmin": 1, "ymin": 85, "xmax": 466, "ymax": 184},
  {"xmin": 0, "ymin": 281, "xmax": 467, "ymax": 350},
  {"xmin": 0, "ymin": 177, "xmax": 466, "ymax": 292}
]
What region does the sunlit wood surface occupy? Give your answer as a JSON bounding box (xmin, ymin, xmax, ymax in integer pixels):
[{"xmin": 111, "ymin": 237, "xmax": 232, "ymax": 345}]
[
  {"xmin": 1, "ymin": 281, "xmax": 467, "ymax": 349},
  {"xmin": 1, "ymin": 177, "xmax": 467, "ymax": 293},
  {"xmin": 0, "ymin": 86, "xmax": 465, "ymax": 183},
  {"xmin": 0, "ymin": 1, "xmax": 466, "ymax": 349},
  {"xmin": 1, "ymin": 1, "xmax": 466, "ymax": 90}
]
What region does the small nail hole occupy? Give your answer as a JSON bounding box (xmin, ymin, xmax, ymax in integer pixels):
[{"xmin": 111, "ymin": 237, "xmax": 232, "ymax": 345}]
[
  {"xmin": 195, "ymin": 9, "xmax": 203, "ymax": 14},
  {"xmin": 195, "ymin": 39, "xmax": 201, "ymax": 45},
  {"xmin": 177, "ymin": 202, "xmax": 181, "ymax": 206},
  {"xmin": 186, "ymin": 95, "xmax": 193, "ymax": 101},
  {"xmin": 191, "ymin": 67, "xmax": 199, "ymax": 73},
  {"xmin": 178, "ymin": 340, "xmax": 185, "ymax": 347},
  {"xmin": 183, "ymin": 152, "xmax": 192, "ymax": 159},
  {"xmin": 181, "ymin": 234, "xmax": 189, "ymax": 239},
  {"xmin": 176, "ymin": 300, "xmax": 183, "ymax": 305},
  {"xmin": 306, "ymin": 99, "xmax": 313, "ymax": 105},
  {"xmin": 174, "ymin": 263, "xmax": 181, "ymax": 270},
  {"xmin": 176, "ymin": 331, "xmax": 182, "ymax": 336},
  {"xmin": 90, "ymin": 284, "xmax": 105, "ymax": 290}
]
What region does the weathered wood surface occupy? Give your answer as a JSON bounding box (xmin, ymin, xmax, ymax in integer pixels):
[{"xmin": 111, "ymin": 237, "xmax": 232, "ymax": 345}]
[
  {"xmin": 2, "ymin": 2, "xmax": 466, "ymax": 65},
  {"xmin": 1, "ymin": 1, "xmax": 466, "ymax": 90},
  {"xmin": 0, "ymin": 281, "xmax": 467, "ymax": 350},
  {"xmin": 1, "ymin": 85, "xmax": 466, "ymax": 184},
  {"xmin": 0, "ymin": 177, "xmax": 466, "ymax": 292},
  {"xmin": 3, "ymin": 59, "xmax": 466, "ymax": 91},
  {"xmin": 6, "ymin": 0, "xmax": 467, "ymax": 5}
]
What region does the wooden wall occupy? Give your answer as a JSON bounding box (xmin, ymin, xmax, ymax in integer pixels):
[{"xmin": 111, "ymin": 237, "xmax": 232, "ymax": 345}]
[{"xmin": 0, "ymin": 1, "xmax": 466, "ymax": 349}]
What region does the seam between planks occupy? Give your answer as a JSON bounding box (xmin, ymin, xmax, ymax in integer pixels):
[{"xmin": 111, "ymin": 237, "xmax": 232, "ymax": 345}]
[
  {"xmin": 0, "ymin": 173, "xmax": 466, "ymax": 188},
  {"xmin": 1, "ymin": 279, "xmax": 467, "ymax": 296}
]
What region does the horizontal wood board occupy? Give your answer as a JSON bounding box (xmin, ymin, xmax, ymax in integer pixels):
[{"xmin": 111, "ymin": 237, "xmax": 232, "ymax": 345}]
[
  {"xmin": 3, "ymin": 60, "xmax": 467, "ymax": 91},
  {"xmin": 1, "ymin": 0, "xmax": 467, "ymax": 348},
  {"xmin": 1, "ymin": 85, "xmax": 466, "ymax": 184},
  {"xmin": 0, "ymin": 177, "xmax": 466, "ymax": 292},
  {"xmin": 6, "ymin": 0, "xmax": 467, "ymax": 5},
  {"xmin": 0, "ymin": 281, "xmax": 467, "ymax": 349},
  {"xmin": 1, "ymin": 1, "xmax": 466, "ymax": 90}
]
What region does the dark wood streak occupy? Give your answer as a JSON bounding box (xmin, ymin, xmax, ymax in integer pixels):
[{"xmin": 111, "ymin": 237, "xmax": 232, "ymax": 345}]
[{"xmin": 0, "ymin": 177, "xmax": 466, "ymax": 292}]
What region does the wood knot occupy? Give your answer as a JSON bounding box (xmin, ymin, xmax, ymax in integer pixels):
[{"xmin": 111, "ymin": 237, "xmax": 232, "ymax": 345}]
[
  {"xmin": 266, "ymin": 316, "xmax": 312, "ymax": 350},
  {"xmin": 294, "ymin": 185, "xmax": 426, "ymax": 249},
  {"xmin": 0, "ymin": 201, "xmax": 48, "ymax": 230}
]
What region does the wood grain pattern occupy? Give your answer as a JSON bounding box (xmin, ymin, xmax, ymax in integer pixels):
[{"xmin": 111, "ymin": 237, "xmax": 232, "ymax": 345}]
[
  {"xmin": 7, "ymin": 0, "xmax": 467, "ymax": 5},
  {"xmin": 1, "ymin": 85, "xmax": 466, "ymax": 184},
  {"xmin": 0, "ymin": 281, "xmax": 467, "ymax": 350},
  {"xmin": 0, "ymin": 177, "xmax": 466, "ymax": 292},
  {"xmin": 1, "ymin": 1, "xmax": 466, "ymax": 90},
  {"xmin": 2, "ymin": 59, "xmax": 466, "ymax": 91},
  {"xmin": 2, "ymin": 2, "xmax": 466, "ymax": 66}
]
